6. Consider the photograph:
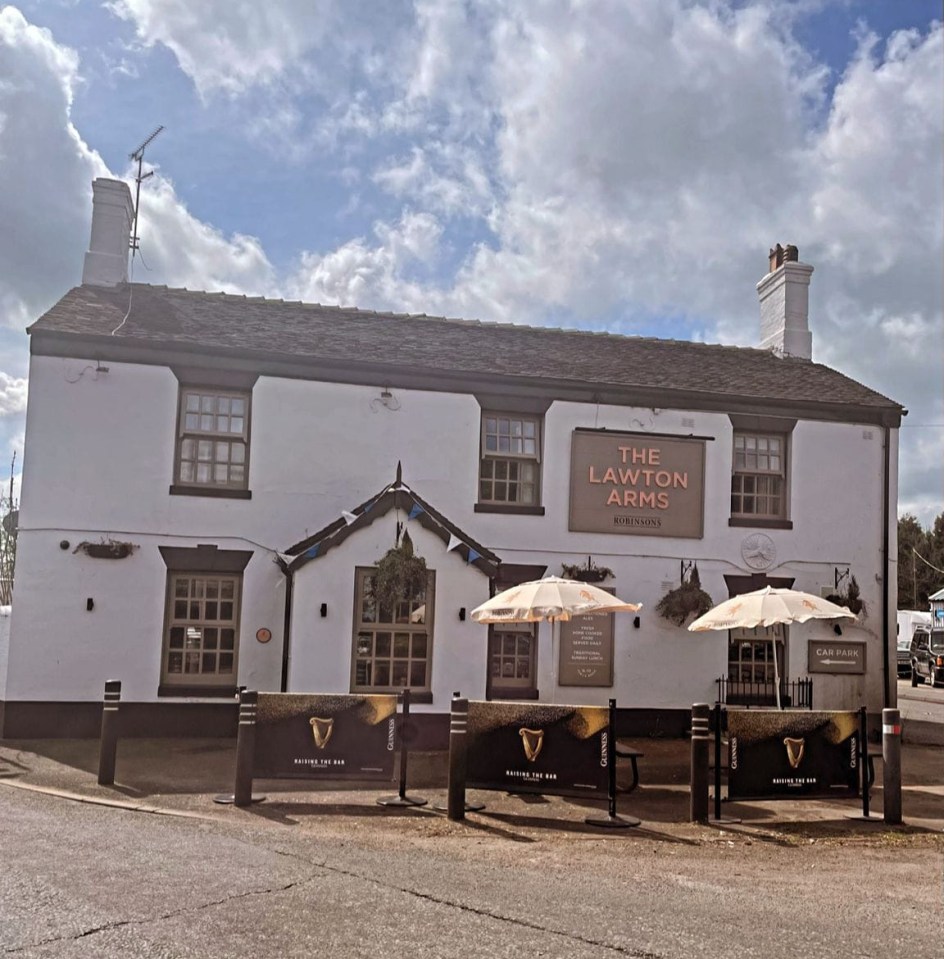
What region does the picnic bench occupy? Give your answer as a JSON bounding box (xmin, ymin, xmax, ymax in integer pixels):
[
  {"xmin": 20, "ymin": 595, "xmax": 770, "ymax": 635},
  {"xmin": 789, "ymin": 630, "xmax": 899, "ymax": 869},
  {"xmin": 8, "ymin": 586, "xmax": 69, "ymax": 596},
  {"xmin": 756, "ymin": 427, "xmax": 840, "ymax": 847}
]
[{"xmin": 615, "ymin": 743, "xmax": 643, "ymax": 793}]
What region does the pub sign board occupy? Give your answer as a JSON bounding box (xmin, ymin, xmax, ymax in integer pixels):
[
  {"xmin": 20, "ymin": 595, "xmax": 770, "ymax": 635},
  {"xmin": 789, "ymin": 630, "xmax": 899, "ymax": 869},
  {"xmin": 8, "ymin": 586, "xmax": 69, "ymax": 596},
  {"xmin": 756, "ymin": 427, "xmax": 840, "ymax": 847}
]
[
  {"xmin": 558, "ymin": 609, "xmax": 615, "ymax": 687},
  {"xmin": 466, "ymin": 701, "xmax": 610, "ymax": 798},
  {"xmin": 727, "ymin": 709, "xmax": 859, "ymax": 800},
  {"xmin": 807, "ymin": 640, "xmax": 866, "ymax": 674},
  {"xmin": 569, "ymin": 429, "xmax": 706, "ymax": 537},
  {"xmin": 253, "ymin": 693, "xmax": 397, "ymax": 781}
]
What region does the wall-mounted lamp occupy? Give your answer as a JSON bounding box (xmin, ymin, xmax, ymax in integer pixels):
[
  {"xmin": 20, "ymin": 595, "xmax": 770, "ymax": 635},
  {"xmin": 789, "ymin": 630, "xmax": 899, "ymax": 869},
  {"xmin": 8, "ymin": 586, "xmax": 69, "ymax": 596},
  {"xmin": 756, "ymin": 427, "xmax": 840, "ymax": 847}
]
[
  {"xmin": 370, "ymin": 387, "xmax": 401, "ymax": 412},
  {"xmin": 833, "ymin": 624, "xmax": 843, "ymax": 636},
  {"xmin": 320, "ymin": 603, "xmax": 328, "ymax": 618},
  {"xmin": 60, "ymin": 540, "xmax": 70, "ymax": 550},
  {"xmin": 86, "ymin": 597, "xmax": 94, "ymax": 611},
  {"xmin": 633, "ymin": 616, "xmax": 641, "ymax": 629},
  {"xmin": 458, "ymin": 607, "xmax": 466, "ymax": 621}
]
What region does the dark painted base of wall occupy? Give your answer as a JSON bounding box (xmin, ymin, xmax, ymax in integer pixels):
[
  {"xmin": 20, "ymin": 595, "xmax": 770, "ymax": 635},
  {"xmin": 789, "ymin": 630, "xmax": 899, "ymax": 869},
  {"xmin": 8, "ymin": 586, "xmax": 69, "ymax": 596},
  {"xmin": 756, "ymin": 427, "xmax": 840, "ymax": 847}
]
[{"xmin": 0, "ymin": 701, "xmax": 696, "ymax": 746}]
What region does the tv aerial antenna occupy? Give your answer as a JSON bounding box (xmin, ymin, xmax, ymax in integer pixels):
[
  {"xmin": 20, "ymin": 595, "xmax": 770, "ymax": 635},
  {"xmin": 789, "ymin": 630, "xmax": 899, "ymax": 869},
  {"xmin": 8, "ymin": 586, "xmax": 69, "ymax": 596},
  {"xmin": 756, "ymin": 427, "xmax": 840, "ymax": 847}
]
[{"xmin": 128, "ymin": 125, "xmax": 164, "ymax": 258}]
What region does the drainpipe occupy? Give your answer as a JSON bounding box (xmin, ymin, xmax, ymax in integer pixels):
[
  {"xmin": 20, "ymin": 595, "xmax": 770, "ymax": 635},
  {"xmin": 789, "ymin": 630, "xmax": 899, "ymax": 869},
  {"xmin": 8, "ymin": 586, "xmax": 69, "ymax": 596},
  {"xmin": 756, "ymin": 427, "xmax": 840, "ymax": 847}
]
[
  {"xmin": 881, "ymin": 425, "xmax": 891, "ymax": 710},
  {"xmin": 279, "ymin": 562, "xmax": 294, "ymax": 693}
]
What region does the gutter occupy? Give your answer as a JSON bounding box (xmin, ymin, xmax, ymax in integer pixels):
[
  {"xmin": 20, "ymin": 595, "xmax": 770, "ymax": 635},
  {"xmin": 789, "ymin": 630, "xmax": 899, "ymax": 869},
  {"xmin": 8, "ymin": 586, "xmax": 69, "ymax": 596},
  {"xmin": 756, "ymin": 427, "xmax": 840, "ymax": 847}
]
[
  {"xmin": 882, "ymin": 425, "xmax": 891, "ymax": 710},
  {"xmin": 277, "ymin": 559, "xmax": 294, "ymax": 693}
]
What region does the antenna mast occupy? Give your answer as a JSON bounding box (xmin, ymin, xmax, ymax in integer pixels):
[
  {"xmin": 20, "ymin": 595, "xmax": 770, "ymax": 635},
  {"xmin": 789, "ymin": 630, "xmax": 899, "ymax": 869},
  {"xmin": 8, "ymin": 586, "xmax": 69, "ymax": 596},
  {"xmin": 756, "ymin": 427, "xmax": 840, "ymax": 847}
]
[{"xmin": 128, "ymin": 125, "xmax": 164, "ymax": 257}]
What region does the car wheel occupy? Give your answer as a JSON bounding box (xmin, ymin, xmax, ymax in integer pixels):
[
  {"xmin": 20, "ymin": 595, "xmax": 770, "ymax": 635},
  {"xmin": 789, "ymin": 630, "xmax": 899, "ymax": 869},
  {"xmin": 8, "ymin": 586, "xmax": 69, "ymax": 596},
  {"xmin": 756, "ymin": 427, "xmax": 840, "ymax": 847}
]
[{"xmin": 911, "ymin": 666, "xmax": 919, "ymax": 687}]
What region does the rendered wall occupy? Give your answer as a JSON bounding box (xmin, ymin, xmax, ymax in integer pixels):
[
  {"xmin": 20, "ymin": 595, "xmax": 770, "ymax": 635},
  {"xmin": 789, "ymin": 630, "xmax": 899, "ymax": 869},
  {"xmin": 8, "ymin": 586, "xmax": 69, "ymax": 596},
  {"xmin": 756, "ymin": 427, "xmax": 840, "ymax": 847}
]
[{"xmin": 7, "ymin": 352, "xmax": 895, "ymax": 715}]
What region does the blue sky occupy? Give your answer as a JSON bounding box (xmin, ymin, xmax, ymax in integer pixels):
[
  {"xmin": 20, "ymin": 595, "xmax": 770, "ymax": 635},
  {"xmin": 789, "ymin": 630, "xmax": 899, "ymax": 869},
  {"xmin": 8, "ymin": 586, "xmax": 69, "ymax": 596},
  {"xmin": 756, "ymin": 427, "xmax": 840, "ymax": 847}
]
[{"xmin": 0, "ymin": 0, "xmax": 941, "ymax": 524}]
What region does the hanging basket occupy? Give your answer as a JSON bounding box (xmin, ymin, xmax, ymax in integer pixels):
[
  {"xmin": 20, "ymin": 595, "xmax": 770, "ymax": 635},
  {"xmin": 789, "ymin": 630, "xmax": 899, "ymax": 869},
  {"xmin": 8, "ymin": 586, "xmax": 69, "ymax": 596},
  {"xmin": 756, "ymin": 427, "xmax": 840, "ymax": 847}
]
[
  {"xmin": 560, "ymin": 557, "xmax": 613, "ymax": 583},
  {"xmin": 825, "ymin": 574, "xmax": 865, "ymax": 616},
  {"xmin": 656, "ymin": 564, "xmax": 713, "ymax": 626},
  {"xmin": 371, "ymin": 529, "xmax": 428, "ymax": 611},
  {"xmin": 75, "ymin": 539, "xmax": 137, "ymax": 560}
]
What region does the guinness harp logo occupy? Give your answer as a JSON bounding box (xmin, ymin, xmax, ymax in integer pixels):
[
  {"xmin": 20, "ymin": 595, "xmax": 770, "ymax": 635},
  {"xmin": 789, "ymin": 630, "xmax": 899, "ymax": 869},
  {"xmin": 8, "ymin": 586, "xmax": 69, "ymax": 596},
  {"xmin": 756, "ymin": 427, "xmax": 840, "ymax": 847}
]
[
  {"xmin": 309, "ymin": 716, "xmax": 334, "ymax": 749},
  {"xmin": 519, "ymin": 727, "xmax": 545, "ymax": 763},
  {"xmin": 783, "ymin": 737, "xmax": 805, "ymax": 769}
]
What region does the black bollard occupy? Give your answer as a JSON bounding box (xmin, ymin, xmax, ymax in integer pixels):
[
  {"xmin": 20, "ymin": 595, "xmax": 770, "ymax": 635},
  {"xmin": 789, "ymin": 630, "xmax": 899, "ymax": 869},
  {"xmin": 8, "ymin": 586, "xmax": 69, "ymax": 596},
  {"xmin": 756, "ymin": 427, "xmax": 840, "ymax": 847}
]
[
  {"xmin": 447, "ymin": 696, "xmax": 469, "ymax": 821},
  {"xmin": 690, "ymin": 703, "xmax": 710, "ymax": 823},
  {"xmin": 97, "ymin": 679, "xmax": 121, "ymax": 786},
  {"xmin": 882, "ymin": 708, "xmax": 902, "ymax": 825}
]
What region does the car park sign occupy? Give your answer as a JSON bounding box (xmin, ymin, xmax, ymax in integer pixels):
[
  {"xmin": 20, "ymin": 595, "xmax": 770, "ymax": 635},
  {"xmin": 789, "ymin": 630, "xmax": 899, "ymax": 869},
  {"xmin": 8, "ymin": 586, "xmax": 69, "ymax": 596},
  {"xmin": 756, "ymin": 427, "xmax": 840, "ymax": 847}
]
[{"xmin": 807, "ymin": 640, "xmax": 866, "ymax": 674}]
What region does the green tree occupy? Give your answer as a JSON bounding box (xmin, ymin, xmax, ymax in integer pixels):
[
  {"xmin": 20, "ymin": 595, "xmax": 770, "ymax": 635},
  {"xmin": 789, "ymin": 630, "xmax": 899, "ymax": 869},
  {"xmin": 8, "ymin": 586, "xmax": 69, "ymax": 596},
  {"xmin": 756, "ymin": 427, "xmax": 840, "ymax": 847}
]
[
  {"xmin": 0, "ymin": 452, "xmax": 16, "ymax": 605},
  {"xmin": 898, "ymin": 511, "xmax": 944, "ymax": 610}
]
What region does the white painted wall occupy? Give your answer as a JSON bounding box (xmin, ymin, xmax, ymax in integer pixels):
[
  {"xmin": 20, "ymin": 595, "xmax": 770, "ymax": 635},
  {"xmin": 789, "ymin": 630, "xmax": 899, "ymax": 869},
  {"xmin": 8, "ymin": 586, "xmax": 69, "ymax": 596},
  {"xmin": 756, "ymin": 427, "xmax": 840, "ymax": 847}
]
[{"xmin": 8, "ymin": 351, "xmax": 895, "ymax": 714}]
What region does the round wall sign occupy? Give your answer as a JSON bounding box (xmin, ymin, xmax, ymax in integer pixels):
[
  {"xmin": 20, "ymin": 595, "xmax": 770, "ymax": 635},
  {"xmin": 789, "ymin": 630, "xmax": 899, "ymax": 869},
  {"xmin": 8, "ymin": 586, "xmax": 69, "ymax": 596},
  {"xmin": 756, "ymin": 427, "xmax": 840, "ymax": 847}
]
[
  {"xmin": 255, "ymin": 628, "xmax": 273, "ymax": 644},
  {"xmin": 741, "ymin": 533, "xmax": 776, "ymax": 570}
]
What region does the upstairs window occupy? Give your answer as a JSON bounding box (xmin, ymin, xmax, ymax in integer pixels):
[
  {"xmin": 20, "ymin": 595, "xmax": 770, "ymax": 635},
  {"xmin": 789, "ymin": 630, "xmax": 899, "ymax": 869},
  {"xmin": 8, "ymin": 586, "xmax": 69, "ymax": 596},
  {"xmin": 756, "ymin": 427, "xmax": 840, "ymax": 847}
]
[
  {"xmin": 731, "ymin": 431, "xmax": 786, "ymax": 520},
  {"xmin": 175, "ymin": 388, "xmax": 250, "ymax": 491},
  {"xmin": 479, "ymin": 413, "xmax": 541, "ymax": 506}
]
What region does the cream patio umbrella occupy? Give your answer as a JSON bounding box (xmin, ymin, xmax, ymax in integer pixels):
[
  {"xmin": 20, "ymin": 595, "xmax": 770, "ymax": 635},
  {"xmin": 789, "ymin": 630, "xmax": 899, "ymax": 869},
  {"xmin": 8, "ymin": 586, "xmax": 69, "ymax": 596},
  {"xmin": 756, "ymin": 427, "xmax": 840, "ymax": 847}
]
[
  {"xmin": 687, "ymin": 587, "xmax": 857, "ymax": 708},
  {"xmin": 470, "ymin": 575, "xmax": 641, "ymax": 623}
]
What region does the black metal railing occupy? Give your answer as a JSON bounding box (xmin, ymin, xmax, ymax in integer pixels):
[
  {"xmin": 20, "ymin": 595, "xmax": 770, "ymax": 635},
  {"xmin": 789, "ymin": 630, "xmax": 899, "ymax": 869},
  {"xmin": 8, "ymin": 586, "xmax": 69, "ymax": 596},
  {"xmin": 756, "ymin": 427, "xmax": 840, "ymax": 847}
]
[{"xmin": 716, "ymin": 676, "xmax": 813, "ymax": 709}]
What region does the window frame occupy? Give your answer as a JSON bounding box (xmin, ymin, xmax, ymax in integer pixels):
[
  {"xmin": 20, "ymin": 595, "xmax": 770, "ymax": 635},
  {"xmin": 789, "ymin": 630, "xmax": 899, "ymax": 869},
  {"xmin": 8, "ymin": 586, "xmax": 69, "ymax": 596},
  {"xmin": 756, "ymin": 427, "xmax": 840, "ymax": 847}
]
[
  {"xmin": 476, "ymin": 409, "xmax": 544, "ymax": 512},
  {"xmin": 172, "ymin": 386, "xmax": 252, "ymax": 494},
  {"xmin": 159, "ymin": 570, "xmax": 243, "ymax": 694},
  {"xmin": 727, "ymin": 416, "xmax": 796, "ymax": 529},
  {"xmin": 350, "ymin": 566, "xmax": 436, "ymax": 700},
  {"xmin": 487, "ymin": 622, "xmax": 538, "ymax": 697}
]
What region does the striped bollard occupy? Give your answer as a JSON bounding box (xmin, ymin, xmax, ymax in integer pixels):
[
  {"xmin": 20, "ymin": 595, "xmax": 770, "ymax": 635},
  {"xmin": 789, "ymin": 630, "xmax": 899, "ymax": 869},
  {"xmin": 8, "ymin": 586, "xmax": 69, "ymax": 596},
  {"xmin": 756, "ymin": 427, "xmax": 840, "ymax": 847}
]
[
  {"xmin": 882, "ymin": 708, "xmax": 902, "ymax": 825},
  {"xmin": 447, "ymin": 696, "xmax": 469, "ymax": 821},
  {"xmin": 690, "ymin": 703, "xmax": 710, "ymax": 823},
  {"xmin": 97, "ymin": 679, "xmax": 121, "ymax": 786}
]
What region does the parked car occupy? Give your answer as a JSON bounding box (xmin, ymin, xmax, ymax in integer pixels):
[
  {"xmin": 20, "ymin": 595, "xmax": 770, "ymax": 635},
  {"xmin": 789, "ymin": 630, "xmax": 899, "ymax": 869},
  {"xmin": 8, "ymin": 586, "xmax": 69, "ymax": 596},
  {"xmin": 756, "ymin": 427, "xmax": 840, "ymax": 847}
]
[{"xmin": 910, "ymin": 627, "xmax": 944, "ymax": 687}]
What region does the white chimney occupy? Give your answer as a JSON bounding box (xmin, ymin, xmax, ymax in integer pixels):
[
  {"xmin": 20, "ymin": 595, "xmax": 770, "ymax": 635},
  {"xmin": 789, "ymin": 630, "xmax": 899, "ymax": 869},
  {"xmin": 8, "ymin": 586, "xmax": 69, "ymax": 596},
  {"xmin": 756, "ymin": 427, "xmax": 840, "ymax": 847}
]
[
  {"xmin": 82, "ymin": 178, "xmax": 134, "ymax": 286},
  {"xmin": 756, "ymin": 243, "xmax": 813, "ymax": 360}
]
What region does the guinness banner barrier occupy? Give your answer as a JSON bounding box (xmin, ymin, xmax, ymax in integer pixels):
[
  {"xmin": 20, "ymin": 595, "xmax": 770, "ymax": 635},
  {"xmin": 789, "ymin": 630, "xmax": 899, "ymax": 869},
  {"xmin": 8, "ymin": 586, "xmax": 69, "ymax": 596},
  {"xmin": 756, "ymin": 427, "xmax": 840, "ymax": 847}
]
[
  {"xmin": 253, "ymin": 693, "xmax": 397, "ymax": 781},
  {"xmin": 465, "ymin": 701, "xmax": 610, "ymax": 798},
  {"xmin": 727, "ymin": 709, "xmax": 859, "ymax": 800}
]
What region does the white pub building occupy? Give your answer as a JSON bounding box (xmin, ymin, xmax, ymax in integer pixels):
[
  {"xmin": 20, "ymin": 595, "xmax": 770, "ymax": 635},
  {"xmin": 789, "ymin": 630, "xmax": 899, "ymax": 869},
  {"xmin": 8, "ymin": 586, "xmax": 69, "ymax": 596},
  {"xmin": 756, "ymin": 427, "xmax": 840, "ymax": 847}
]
[{"xmin": 0, "ymin": 179, "xmax": 904, "ymax": 744}]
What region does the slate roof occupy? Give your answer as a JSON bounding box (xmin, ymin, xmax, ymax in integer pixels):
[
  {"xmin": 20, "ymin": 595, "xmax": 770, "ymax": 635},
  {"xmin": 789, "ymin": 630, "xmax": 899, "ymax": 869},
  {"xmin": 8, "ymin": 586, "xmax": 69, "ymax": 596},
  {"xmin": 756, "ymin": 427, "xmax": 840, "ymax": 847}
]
[{"xmin": 28, "ymin": 283, "xmax": 903, "ymax": 417}]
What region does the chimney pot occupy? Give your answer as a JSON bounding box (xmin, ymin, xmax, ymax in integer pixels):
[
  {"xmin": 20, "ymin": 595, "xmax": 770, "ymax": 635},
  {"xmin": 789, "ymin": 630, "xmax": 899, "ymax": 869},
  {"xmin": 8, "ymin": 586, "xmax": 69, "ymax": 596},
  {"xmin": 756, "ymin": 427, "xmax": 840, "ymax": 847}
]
[{"xmin": 82, "ymin": 178, "xmax": 134, "ymax": 286}]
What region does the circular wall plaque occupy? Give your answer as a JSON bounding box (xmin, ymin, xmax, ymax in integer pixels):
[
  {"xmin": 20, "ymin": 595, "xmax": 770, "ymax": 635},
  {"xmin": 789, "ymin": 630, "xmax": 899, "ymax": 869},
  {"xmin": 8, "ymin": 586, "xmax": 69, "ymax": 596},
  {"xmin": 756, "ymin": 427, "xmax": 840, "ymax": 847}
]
[
  {"xmin": 255, "ymin": 628, "xmax": 272, "ymax": 644},
  {"xmin": 741, "ymin": 533, "xmax": 776, "ymax": 570}
]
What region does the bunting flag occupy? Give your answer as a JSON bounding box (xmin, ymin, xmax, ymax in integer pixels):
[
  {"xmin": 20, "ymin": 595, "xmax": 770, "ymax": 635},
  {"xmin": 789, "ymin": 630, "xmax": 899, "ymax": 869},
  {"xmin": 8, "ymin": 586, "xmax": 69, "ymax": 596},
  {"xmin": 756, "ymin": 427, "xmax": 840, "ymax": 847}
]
[
  {"xmin": 467, "ymin": 548, "xmax": 481, "ymax": 564},
  {"xmin": 447, "ymin": 533, "xmax": 462, "ymax": 552},
  {"xmin": 408, "ymin": 502, "xmax": 424, "ymax": 520},
  {"xmin": 305, "ymin": 543, "xmax": 320, "ymax": 559},
  {"xmin": 341, "ymin": 510, "xmax": 358, "ymax": 525}
]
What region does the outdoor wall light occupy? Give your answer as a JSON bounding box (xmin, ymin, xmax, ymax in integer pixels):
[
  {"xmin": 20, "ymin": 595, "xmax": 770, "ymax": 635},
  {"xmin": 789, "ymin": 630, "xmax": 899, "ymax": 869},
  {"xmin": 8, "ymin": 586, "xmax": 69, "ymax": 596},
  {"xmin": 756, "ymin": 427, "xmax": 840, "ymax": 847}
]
[
  {"xmin": 86, "ymin": 598, "xmax": 94, "ymax": 611},
  {"xmin": 320, "ymin": 603, "xmax": 328, "ymax": 618},
  {"xmin": 833, "ymin": 624, "xmax": 843, "ymax": 635},
  {"xmin": 633, "ymin": 616, "xmax": 641, "ymax": 629},
  {"xmin": 459, "ymin": 607, "xmax": 466, "ymax": 621},
  {"xmin": 60, "ymin": 540, "xmax": 70, "ymax": 550}
]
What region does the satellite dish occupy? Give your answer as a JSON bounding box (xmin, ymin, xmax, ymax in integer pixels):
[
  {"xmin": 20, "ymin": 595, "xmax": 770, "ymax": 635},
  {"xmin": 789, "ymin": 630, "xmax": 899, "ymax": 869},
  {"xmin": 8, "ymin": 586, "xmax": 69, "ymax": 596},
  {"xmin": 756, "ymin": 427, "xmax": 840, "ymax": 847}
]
[{"xmin": 2, "ymin": 509, "xmax": 17, "ymax": 536}]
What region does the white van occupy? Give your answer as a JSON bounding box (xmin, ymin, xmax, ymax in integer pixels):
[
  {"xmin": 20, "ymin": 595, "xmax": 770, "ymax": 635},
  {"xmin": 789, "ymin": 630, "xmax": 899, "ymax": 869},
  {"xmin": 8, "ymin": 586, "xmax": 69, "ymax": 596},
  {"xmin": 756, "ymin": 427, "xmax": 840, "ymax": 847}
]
[{"xmin": 897, "ymin": 610, "xmax": 932, "ymax": 677}]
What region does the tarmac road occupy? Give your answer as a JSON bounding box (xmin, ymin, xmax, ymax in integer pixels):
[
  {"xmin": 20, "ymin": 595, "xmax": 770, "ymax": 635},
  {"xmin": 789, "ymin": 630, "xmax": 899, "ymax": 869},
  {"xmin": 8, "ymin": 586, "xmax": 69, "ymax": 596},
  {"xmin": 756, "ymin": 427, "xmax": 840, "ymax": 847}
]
[
  {"xmin": 897, "ymin": 678, "xmax": 944, "ymax": 745},
  {"xmin": 1, "ymin": 777, "xmax": 942, "ymax": 959}
]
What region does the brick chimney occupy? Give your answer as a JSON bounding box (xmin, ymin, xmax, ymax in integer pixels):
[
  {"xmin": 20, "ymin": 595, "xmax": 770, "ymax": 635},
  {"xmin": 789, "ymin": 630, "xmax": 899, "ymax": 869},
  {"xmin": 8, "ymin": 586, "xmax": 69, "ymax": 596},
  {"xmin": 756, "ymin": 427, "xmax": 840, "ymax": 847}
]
[
  {"xmin": 756, "ymin": 243, "xmax": 813, "ymax": 360},
  {"xmin": 82, "ymin": 178, "xmax": 134, "ymax": 286}
]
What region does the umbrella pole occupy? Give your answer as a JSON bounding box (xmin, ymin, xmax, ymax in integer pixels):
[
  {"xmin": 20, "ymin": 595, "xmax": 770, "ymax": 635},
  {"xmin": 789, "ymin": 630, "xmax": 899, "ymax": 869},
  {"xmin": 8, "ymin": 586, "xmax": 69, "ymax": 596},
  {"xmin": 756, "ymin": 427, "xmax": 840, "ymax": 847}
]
[{"xmin": 772, "ymin": 636, "xmax": 782, "ymax": 710}]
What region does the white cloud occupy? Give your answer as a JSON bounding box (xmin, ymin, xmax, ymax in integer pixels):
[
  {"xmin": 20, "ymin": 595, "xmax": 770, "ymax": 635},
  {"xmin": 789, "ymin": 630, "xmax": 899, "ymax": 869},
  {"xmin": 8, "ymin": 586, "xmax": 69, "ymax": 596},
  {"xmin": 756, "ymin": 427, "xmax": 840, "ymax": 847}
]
[{"xmin": 0, "ymin": 373, "xmax": 27, "ymax": 417}]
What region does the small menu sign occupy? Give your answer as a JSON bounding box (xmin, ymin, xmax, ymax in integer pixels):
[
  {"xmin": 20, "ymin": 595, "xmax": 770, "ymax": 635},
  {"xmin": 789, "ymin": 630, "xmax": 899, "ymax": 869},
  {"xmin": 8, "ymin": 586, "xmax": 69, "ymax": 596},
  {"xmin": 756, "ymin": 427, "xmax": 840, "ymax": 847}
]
[{"xmin": 558, "ymin": 609, "xmax": 615, "ymax": 687}]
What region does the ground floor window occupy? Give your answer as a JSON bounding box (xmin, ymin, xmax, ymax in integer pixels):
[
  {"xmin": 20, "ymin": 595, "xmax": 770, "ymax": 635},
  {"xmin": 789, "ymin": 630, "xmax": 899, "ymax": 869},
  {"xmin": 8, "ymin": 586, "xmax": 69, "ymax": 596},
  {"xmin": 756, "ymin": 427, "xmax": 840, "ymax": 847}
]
[
  {"xmin": 489, "ymin": 623, "xmax": 537, "ymax": 690},
  {"xmin": 728, "ymin": 625, "xmax": 784, "ymax": 701},
  {"xmin": 162, "ymin": 573, "xmax": 241, "ymax": 686},
  {"xmin": 352, "ymin": 567, "xmax": 434, "ymax": 692}
]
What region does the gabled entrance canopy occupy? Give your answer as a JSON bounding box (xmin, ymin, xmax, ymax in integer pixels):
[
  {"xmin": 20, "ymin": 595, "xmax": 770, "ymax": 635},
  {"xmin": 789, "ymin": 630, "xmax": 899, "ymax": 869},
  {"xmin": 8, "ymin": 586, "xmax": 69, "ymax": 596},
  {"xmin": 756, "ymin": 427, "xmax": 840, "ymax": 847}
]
[{"xmin": 284, "ymin": 463, "xmax": 500, "ymax": 578}]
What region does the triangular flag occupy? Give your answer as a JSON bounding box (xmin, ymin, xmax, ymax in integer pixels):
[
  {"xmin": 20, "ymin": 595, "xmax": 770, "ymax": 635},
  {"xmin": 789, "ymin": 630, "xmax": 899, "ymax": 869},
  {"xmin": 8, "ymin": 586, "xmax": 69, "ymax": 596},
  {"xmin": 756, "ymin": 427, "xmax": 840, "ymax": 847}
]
[
  {"xmin": 305, "ymin": 543, "xmax": 320, "ymax": 559},
  {"xmin": 341, "ymin": 510, "xmax": 358, "ymax": 525},
  {"xmin": 447, "ymin": 533, "xmax": 462, "ymax": 552},
  {"xmin": 408, "ymin": 502, "xmax": 424, "ymax": 520},
  {"xmin": 467, "ymin": 548, "xmax": 481, "ymax": 564}
]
